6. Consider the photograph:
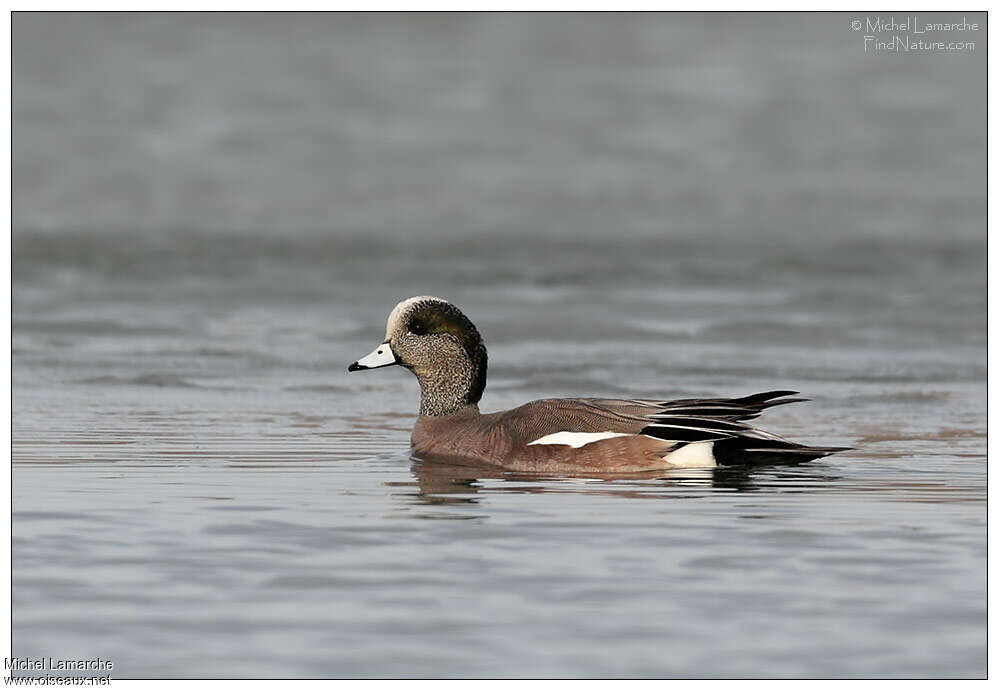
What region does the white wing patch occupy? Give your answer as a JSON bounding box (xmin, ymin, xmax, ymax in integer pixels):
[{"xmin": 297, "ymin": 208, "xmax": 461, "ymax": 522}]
[
  {"xmin": 527, "ymin": 431, "xmax": 632, "ymax": 448},
  {"xmin": 661, "ymin": 441, "xmax": 717, "ymax": 468}
]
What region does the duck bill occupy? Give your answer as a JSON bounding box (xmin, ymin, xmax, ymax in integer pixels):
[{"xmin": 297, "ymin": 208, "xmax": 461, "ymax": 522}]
[{"xmin": 348, "ymin": 341, "xmax": 399, "ymax": 372}]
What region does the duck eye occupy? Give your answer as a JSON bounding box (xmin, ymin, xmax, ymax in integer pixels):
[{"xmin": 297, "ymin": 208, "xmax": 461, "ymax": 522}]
[{"xmin": 410, "ymin": 319, "xmax": 427, "ymax": 335}]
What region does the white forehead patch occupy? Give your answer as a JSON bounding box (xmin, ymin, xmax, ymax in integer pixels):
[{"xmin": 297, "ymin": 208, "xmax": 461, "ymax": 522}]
[
  {"xmin": 385, "ymin": 295, "xmax": 446, "ymax": 338},
  {"xmin": 527, "ymin": 431, "xmax": 632, "ymax": 448}
]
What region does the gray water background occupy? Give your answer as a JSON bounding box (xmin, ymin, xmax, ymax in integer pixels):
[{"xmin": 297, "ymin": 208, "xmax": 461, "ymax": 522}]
[{"xmin": 13, "ymin": 13, "xmax": 986, "ymax": 678}]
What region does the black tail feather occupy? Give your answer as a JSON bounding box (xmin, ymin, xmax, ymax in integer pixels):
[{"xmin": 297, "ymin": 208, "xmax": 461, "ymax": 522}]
[
  {"xmin": 729, "ymin": 390, "xmax": 800, "ymax": 405},
  {"xmin": 655, "ymin": 391, "xmax": 807, "ymax": 422},
  {"xmin": 755, "ymin": 397, "xmax": 810, "ymax": 410},
  {"xmin": 713, "ymin": 437, "xmax": 851, "ymax": 466}
]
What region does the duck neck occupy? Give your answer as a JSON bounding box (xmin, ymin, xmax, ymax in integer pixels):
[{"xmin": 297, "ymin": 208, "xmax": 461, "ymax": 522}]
[
  {"xmin": 415, "ymin": 360, "xmax": 482, "ymax": 417},
  {"xmin": 420, "ymin": 397, "xmax": 479, "ymax": 417}
]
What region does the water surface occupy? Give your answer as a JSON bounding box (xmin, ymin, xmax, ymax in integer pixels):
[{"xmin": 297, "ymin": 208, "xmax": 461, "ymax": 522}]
[{"xmin": 13, "ymin": 13, "xmax": 985, "ymax": 679}]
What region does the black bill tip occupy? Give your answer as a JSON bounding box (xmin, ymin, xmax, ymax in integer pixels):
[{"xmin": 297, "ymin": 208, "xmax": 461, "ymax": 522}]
[{"xmin": 347, "ymin": 361, "xmax": 364, "ymax": 372}]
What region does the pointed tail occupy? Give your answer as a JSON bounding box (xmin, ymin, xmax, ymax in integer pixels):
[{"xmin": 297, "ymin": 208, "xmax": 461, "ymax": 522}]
[{"xmin": 713, "ymin": 437, "xmax": 852, "ymax": 466}]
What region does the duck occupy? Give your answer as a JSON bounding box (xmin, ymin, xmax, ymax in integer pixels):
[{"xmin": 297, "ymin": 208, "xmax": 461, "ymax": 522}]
[{"xmin": 348, "ymin": 296, "xmax": 849, "ymax": 474}]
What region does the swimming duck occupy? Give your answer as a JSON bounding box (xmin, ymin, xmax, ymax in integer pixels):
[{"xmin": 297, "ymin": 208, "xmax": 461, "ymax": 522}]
[{"xmin": 348, "ymin": 296, "xmax": 848, "ymax": 474}]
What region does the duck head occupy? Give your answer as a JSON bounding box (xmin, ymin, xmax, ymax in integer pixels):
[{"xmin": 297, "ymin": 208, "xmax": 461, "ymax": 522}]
[{"xmin": 348, "ymin": 296, "xmax": 487, "ymax": 417}]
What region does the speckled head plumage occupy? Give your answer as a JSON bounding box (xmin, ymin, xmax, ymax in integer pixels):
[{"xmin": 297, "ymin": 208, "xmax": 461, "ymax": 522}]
[{"xmin": 349, "ymin": 296, "xmax": 487, "ymax": 416}]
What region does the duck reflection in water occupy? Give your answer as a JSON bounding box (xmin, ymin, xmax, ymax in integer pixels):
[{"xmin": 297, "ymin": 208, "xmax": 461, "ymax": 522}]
[{"xmin": 404, "ymin": 453, "xmax": 842, "ymax": 505}]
